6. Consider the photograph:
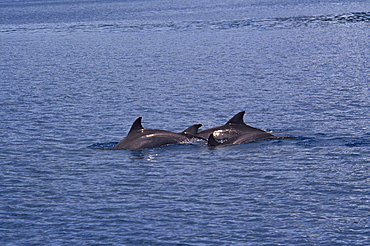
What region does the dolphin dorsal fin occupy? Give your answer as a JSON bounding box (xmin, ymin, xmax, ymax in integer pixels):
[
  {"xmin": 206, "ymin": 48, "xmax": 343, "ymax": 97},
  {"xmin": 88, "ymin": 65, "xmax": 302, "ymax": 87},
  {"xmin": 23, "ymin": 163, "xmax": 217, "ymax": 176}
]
[
  {"xmin": 226, "ymin": 111, "xmax": 245, "ymax": 125},
  {"xmin": 128, "ymin": 117, "xmax": 144, "ymax": 134},
  {"xmin": 207, "ymin": 133, "xmax": 220, "ymax": 146},
  {"xmin": 182, "ymin": 124, "xmax": 202, "ymax": 136}
]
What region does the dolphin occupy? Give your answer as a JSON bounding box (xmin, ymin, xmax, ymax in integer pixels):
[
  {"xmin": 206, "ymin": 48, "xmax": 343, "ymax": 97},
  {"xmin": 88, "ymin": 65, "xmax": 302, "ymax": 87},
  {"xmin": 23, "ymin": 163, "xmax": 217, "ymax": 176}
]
[
  {"xmin": 207, "ymin": 131, "xmax": 292, "ymax": 147},
  {"xmin": 196, "ymin": 111, "xmax": 270, "ymax": 141},
  {"xmin": 112, "ymin": 117, "xmax": 202, "ymax": 150}
]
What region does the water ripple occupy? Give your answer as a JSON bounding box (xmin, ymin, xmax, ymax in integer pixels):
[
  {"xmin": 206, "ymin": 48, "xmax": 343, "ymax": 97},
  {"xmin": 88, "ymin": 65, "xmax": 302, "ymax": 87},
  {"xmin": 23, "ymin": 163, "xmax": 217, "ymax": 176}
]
[{"xmin": 1, "ymin": 12, "xmax": 369, "ymax": 34}]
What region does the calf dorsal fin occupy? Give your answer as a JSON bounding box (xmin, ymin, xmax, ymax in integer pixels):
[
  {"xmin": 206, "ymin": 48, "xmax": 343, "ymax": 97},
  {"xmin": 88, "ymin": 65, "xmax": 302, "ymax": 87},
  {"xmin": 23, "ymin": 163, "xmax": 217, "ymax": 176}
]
[
  {"xmin": 207, "ymin": 133, "xmax": 220, "ymax": 146},
  {"xmin": 182, "ymin": 124, "xmax": 202, "ymax": 136}
]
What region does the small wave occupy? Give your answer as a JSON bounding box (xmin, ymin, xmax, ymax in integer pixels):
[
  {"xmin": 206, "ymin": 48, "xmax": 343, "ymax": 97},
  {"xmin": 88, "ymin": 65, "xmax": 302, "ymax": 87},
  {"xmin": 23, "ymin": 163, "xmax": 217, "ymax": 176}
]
[
  {"xmin": 345, "ymin": 137, "xmax": 370, "ymax": 147},
  {"xmin": 87, "ymin": 142, "xmax": 118, "ymax": 150},
  {"xmin": 1, "ymin": 12, "xmax": 369, "ymax": 34}
]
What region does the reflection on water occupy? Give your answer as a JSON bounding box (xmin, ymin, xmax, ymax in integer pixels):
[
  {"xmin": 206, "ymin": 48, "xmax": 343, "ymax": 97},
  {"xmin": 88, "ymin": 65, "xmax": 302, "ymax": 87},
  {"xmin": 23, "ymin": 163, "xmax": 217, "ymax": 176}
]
[{"xmin": 129, "ymin": 149, "xmax": 148, "ymax": 160}]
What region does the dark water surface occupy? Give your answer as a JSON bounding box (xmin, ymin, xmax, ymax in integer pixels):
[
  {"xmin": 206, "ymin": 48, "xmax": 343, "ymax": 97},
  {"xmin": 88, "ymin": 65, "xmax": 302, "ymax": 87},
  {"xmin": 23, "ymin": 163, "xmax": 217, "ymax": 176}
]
[{"xmin": 1, "ymin": 0, "xmax": 369, "ymax": 245}]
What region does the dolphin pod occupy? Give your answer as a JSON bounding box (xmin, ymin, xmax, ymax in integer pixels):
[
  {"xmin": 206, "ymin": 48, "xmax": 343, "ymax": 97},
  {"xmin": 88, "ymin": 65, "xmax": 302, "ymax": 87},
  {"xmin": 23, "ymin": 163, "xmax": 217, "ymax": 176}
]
[{"xmin": 112, "ymin": 111, "xmax": 294, "ymax": 150}]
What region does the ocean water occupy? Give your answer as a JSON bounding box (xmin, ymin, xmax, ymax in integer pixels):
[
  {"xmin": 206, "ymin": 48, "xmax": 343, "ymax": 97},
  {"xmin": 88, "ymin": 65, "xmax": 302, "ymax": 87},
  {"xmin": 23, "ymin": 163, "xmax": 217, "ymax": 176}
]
[{"xmin": 1, "ymin": 0, "xmax": 369, "ymax": 245}]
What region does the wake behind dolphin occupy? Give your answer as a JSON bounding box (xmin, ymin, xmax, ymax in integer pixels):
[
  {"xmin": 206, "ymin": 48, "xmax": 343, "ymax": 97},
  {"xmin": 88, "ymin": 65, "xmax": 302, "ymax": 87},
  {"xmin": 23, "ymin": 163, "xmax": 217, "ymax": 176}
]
[{"xmin": 112, "ymin": 117, "xmax": 202, "ymax": 150}]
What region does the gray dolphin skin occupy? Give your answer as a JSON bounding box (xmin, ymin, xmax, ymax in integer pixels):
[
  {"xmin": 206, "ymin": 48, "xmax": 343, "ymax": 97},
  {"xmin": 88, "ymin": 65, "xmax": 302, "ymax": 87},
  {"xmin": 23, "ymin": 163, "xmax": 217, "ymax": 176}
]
[
  {"xmin": 112, "ymin": 117, "xmax": 202, "ymax": 150},
  {"xmin": 196, "ymin": 111, "xmax": 270, "ymax": 141},
  {"xmin": 207, "ymin": 131, "xmax": 291, "ymax": 147}
]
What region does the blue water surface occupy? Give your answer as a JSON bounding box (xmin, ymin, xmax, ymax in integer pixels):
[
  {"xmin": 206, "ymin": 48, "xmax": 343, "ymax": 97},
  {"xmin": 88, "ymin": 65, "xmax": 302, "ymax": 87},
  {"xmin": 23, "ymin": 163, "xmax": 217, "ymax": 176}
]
[{"xmin": 1, "ymin": 0, "xmax": 369, "ymax": 245}]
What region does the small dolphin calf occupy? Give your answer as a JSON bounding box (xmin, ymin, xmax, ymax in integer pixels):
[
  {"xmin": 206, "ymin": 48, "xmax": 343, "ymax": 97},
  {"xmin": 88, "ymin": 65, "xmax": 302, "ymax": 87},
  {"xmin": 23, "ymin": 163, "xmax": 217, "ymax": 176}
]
[
  {"xmin": 207, "ymin": 131, "xmax": 292, "ymax": 147},
  {"xmin": 112, "ymin": 117, "xmax": 202, "ymax": 150},
  {"xmin": 196, "ymin": 111, "xmax": 270, "ymax": 141}
]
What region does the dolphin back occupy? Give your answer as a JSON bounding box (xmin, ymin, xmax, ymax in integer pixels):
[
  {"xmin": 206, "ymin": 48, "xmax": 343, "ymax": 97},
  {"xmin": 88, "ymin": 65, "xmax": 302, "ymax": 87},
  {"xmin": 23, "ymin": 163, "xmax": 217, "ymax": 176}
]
[{"xmin": 113, "ymin": 120, "xmax": 202, "ymax": 150}]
